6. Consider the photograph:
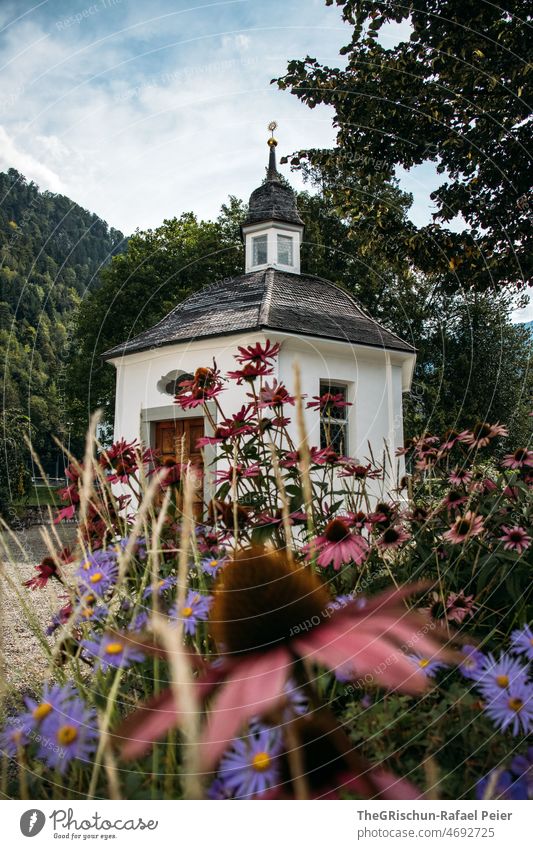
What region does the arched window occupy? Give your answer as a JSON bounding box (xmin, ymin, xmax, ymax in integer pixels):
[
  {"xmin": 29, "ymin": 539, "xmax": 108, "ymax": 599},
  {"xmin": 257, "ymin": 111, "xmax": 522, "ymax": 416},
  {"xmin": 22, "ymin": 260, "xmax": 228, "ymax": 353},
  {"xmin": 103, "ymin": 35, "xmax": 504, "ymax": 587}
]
[{"xmin": 157, "ymin": 370, "xmax": 194, "ymax": 397}]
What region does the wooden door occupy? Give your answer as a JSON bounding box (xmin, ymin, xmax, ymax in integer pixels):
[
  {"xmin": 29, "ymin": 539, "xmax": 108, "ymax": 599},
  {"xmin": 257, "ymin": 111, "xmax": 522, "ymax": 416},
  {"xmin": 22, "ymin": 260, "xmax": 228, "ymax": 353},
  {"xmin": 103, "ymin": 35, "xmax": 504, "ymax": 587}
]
[{"xmin": 155, "ymin": 418, "xmax": 204, "ymax": 516}]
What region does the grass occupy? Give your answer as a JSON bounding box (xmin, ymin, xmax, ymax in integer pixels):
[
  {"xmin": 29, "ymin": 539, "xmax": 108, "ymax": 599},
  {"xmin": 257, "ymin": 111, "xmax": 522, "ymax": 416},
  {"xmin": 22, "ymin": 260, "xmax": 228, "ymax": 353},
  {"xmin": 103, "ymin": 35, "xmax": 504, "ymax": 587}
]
[{"xmin": 13, "ymin": 486, "xmax": 61, "ymax": 510}]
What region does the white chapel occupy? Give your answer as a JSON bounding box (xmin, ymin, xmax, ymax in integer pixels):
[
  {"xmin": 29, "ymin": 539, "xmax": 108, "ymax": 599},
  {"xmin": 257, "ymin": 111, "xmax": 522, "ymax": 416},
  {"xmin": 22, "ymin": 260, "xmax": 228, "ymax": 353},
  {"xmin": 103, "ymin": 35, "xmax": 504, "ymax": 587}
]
[{"xmin": 103, "ymin": 131, "xmax": 415, "ymax": 497}]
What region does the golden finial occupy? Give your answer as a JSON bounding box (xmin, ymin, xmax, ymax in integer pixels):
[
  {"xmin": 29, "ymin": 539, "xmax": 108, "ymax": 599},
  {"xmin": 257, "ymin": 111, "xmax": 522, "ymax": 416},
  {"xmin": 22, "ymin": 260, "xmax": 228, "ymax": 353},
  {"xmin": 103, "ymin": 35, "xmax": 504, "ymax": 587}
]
[{"xmin": 267, "ymin": 120, "xmax": 278, "ymax": 147}]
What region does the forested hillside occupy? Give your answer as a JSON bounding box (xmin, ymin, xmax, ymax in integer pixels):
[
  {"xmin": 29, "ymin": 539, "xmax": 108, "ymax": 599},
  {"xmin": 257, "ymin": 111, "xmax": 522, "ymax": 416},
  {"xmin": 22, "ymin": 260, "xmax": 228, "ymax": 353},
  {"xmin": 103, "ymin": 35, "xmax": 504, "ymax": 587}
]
[{"xmin": 0, "ymin": 168, "xmax": 124, "ymax": 507}]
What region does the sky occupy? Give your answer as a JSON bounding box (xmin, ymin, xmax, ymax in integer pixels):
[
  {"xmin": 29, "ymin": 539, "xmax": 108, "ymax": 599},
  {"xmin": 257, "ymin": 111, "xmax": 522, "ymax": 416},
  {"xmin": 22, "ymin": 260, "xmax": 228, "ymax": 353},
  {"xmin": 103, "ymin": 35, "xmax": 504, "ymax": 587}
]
[{"xmin": 0, "ymin": 0, "xmax": 530, "ymax": 321}]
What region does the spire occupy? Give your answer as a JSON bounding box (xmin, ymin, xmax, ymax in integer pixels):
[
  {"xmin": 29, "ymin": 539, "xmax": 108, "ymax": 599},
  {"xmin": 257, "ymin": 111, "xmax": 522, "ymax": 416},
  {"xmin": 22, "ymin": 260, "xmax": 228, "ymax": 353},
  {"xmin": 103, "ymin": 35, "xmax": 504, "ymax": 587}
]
[{"xmin": 266, "ymin": 120, "xmax": 280, "ymax": 182}]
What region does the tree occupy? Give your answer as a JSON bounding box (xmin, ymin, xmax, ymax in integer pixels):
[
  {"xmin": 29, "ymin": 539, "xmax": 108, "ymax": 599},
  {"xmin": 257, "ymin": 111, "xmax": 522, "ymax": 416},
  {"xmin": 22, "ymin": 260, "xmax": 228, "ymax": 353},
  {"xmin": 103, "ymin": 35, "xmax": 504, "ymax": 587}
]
[
  {"xmin": 297, "ymin": 187, "xmax": 532, "ymax": 445},
  {"xmin": 276, "ymin": 0, "xmax": 531, "ymax": 291},
  {"xmin": 66, "ymin": 209, "xmax": 245, "ymax": 440}
]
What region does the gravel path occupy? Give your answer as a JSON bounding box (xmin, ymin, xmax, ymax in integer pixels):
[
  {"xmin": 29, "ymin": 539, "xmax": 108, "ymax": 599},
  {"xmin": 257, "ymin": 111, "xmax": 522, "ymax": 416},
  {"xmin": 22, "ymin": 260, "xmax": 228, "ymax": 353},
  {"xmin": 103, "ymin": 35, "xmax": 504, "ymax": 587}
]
[{"xmin": 0, "ymin": 524, "xmax": 77, "ymax": 702}]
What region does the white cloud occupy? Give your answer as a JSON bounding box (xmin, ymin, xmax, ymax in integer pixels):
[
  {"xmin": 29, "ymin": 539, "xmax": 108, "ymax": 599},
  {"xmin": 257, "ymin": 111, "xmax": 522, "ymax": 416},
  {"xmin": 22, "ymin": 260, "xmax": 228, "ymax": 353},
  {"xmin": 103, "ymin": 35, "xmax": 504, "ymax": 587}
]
[{"xmin": 0, "ymin": 125, "xmax": 66, "ymax": 192}]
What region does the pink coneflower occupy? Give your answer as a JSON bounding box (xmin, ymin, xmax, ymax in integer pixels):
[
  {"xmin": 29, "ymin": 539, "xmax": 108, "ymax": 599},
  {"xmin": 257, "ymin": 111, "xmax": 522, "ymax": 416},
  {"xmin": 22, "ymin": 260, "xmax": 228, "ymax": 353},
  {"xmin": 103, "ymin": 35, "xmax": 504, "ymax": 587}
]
[
  {"xmin": 442, "ymin": 489, "xmax": 467, "ymax": 511},
  {"xmin": 235, "ymin": 340, "xmax": 280, "ymax": 365},
  {"xmin": 307, "ymin": 392, "xmax": 352, "ymax": 413},
  {"xmin": 280, "ymin": 446, "xmax": 341, "ymax": 469},
  {"xmin": 221, "ymin": 405, "xmax": 257, "ymax": 437},
  {"xmin": 445, "ymin": 591, "xmax": 476, "ymax": 624},
  {"xmin": 367, "ymin": 502, "xmax": 396, "ymax": 529},
  {"xmin": 100, "ymin": 438, "xmax": 152, "ymax": 483},
  {"xmin": 463, "ymin": 422, "xmax": 509, "ymax": 449},
  {"xmin": 502, "ymin": 448, "xmax": 533, "ymax": 469},
  {"xmin": 214, "ymin": 463, "xmax": 261, "ymax": 484},
  {"xmin": 439, "ymin": 429, "xmax": 471, "ymax": 453},
  {"xmin": 258, "ymin": 380, "xmax": 296, "ymax": 409},
  {"xmin": 309, "ymin": 518, "xmax": 369, "ymax": 569},
  {"xmin": 377, "ymin": 526, "xmax": 410, "ymax": 550},
  {"xmin": 227, "ymin": 362, "xmax": 274, "ymax": 383},
  {"xmin": 499, "ymin": 526, "xmax": 531, "ymax": 554},
  {"xmin": 415, "ymin": 450, "xmax": 439, "ymax": 471},
  {"xmin": 118, "ymin": 549, "xmax": 451, "ymax": 774},
  {"xmin": 443, "ymin": 511, "xmax": 485, "ymax": 544},
  {"xmin": 448, "ymin": 467, "xmax": 472, "ymax": 487},
  {"xmin": 338, "ymin": 463, "xmax": 381, "ymax": 480},
  {"xmin": 175, "ymin": 364, "xmax": 224, "ymax": 408},
  {"xmin": 24, "ymin": 547, "xmax": 73, "ymax": 590}
]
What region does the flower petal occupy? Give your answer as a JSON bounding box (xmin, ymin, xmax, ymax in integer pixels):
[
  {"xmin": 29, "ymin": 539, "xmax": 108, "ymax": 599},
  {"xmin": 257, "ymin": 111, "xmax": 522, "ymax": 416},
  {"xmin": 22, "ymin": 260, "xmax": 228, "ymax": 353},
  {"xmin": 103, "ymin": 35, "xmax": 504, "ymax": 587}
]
[
  {"xmin": 199, "ymin": 647, "xmax": 290, "ymax": 772},
  {"xmin": 117, "ymin": 666, "xmax": 225, "ymax": 760}
]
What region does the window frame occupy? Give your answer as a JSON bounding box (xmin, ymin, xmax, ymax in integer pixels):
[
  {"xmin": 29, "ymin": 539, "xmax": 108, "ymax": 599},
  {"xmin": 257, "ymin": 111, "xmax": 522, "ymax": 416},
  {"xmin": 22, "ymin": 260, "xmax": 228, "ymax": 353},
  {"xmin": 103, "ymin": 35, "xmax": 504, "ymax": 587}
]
[
  {"xmin": 252, "ymin": 234, "xmax": 268, "ymax": 266},
  {"xmin": 276, "ymin": 234, "xmax": 293, "ymax": 266},
  {"xmin": 319, "ymin": 380, "xmax": 350, "ymax": 455}
]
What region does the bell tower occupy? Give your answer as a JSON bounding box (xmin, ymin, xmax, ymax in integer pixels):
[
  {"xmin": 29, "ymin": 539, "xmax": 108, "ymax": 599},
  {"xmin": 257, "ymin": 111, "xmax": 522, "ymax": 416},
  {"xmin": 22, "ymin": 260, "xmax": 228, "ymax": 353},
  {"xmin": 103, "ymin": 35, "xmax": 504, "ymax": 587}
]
[{"xmin": 241, "ymin": 122, "xmax": 304, "ymax": 274}]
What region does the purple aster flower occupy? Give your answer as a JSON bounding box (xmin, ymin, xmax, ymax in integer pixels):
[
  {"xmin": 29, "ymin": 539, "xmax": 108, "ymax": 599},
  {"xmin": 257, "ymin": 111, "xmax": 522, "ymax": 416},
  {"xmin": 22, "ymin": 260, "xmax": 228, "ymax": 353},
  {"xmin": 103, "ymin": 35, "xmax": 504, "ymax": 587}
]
[
  {"xmin": 0, "ymin": 717, "xmax": 30, "ymax": 756},
  {"xmin": 510, "ymin": 747, "xmax": 533, "ymax": 797},
  {"xmin": 81, "ymin": 633, "xmax": 146, "ymax": 672},
  {"xmin": 207, "ymin": 777, "xmax": 236, "ymax": 799},
  {"xmin": 73, "ymin": 603, "xmax": 108, "ymax": 627},
  {"xmin": 282, "ymin": 679, "xmax": 308, "ymax": 718},
  {"xmin": 21, "ymin": 683, "xmax": 76, "ymax": 732},
  {"xmin": 170, "ymin": 590, "xmax": 212, "ymax": 636},
  {"xmin": 130, "ymin": 609, "xmax": 150, "ymax": 630},
  {"xmin": 201, "ymin": 556, "xmax": 227, "ymax": 577},
  {"xmin": 510, "ymin": 624, "xmax": 533, "ymax": 662},
  {"xmin": 458, "ymin": 645, "xmax": 486, "ymax": 680},
  {"xmin": 116, "ymin": 535, "xmax": 148, "ymax": 560},
  {"xmin": 476, "ymin": 769, "xmax": 528, "ymax": 800},
  {"xmin": 483, "ymin": 679, "xmax": 533, "ymax": 736},
  {"xmin": 39, "ymin": 698, "xmax": 98, "ymax": 774},
  {"xmin": 218, "ymin": 724, "xmax": 283, "ymax": 799},
  {"xmin": 327, "ymin": 593, "xmax": 355, "ymax": 612},
  {"xmin": 335, "ymin": 663, "xmax": 357, "ymax": 683},
  {"xmin": 408, "ymin": 653, "xmax": 448, "ymax": 678},
  {"xmin": 476, "ymin": 652, "xmax": 529, "ymax": 698},
  {"xmin": 143, "ymin": 576, "xmax": 176, "ymax": 599},
  {"xmin": 76, "ymin": 550, "xmax": 118, "ymax": 597}
]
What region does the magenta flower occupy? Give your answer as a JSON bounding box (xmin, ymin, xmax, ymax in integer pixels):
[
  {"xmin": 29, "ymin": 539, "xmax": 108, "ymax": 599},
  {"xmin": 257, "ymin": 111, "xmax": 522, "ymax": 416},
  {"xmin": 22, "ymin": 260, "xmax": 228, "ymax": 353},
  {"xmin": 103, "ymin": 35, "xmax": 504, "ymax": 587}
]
[
  {"xmin": 118, "ymin": 549, "xmax": 450, "ymax": 774},
  {"xmin": 439, "ymin": 429, "xmax": 471, "ymax": 452},
  {"xmin": 500, "ymin": 526, "xmax": 531, "ymax": 554},
  {"xmin": 463, "ymin": 422, "xmax": 509, "ymax": 449},
  {"xmin": 448, "ymin": 467, "xmax": 472, "ymax": 486},
  {"xmin": 175, "ymin": 364, "xmax": 224, "ymax": 409},
  {"xmin": 258, "ymin": 380, "xmax": 296, "ymax": 409},
  {"xmin": 214, "ymin": 463, "xmax": 261, "ymax": 484},
  {"xmin": 441, "ymin": 489, "xmax": 467, "ymax": 511},
  {"xmin": 100, "ymin": 438, "xmax": 151, "ymax": 483},
  {"xmin": 377, "ymin": 526, "xmax": 410, "ymax": 551},
  {"xmin": 502, "ymin": 448, "xmax": 533, "ymax": 469},
  {"xmin": 443, "ymin": 511, "xmax": 484, "ymax": 544},
  {"xmin": 309, "ymin": 518, "xmax": 369, "ymax": 569},
  {"xmin": 227, "ymin": 362, "xmax": 274, "ymax": 383},
  {"xmin": 306, "ymin": 392, "xmax": 351, "ymax": 413},
  {"xmin": 235, "ymin": 340, "xmax": 280, "ymax": 365},
  {"xmin": 338, "ymin": 462, "xmax": 381, "ymax": 480},
  {"xmin": 445, "ymin": 591, "xmax": 476, "ymax": 624}
]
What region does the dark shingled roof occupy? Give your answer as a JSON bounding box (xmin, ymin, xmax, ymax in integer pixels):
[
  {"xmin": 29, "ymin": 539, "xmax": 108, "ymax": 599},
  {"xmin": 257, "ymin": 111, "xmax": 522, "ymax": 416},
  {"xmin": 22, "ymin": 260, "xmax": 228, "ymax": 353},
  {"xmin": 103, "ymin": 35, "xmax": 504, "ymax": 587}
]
[
  {"xmin": 243, "ymin": 180, "xmax": 304, "ymax": 228},
  {"xmin": 242, "ymin": 139, "xmax": 304, "ymax": 228},
  {"xmin": 103, "ymin": 268, "xmax": 415, "ymax": 359}
]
